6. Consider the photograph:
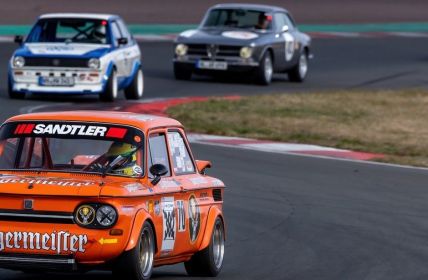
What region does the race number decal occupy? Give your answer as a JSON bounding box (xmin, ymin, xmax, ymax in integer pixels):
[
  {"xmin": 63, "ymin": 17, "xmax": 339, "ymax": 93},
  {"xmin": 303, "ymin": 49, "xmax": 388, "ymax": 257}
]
[
  {"xmin": 161, "ymin": 197, "xmax": 176, "ymax": 253},
  {"xmin": 283, "ymin": 33, "xmax": 295, "ymax": 61},
  {"xmin": 177, "ymin": 200, "xmax": 186, "ymax": 232}
]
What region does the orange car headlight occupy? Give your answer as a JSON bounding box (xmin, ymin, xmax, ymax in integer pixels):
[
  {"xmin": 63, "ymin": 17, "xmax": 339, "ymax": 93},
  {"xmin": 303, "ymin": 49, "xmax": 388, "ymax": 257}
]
[{"xmin": 96, "ymin": 205, "xmax": 117, "ymax": 227}]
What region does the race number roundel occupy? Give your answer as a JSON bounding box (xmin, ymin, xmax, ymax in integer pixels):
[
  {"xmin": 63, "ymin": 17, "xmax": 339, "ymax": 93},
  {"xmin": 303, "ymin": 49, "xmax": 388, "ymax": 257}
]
[
  {"xmin": 188, "ymin": 194, "xmax": 201, "ymax": 243},
  {"xmin": 283, "ymin": 33, "xmax": 295, "ymax": 61}
]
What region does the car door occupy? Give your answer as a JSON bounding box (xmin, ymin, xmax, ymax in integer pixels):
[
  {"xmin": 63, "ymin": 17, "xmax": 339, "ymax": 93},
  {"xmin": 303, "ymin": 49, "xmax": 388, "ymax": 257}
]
[
  {"xmin": 116, "ymin": 18, "xmax": 140, "ymax": 77},
  {"xmin": 273, "ymin": 12, "xmax": 298, "ymax": 70},
  {"xmin": 109, "ymin": 21, "xmax": 127, "ymax": 78},
  {"xmin": 147, "ymin": 130, "xmax": 183, "ymax": 257},
  {"xmin": 165, "ymin": 129, "xmax": 208, "ymax": 254}
]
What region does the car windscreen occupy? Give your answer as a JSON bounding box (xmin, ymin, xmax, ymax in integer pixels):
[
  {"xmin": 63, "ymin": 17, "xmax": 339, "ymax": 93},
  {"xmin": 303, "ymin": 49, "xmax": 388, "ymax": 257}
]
[
  {"xmin": 202, "ymin": 9, "xmax": 272, "ymax": 30},
  {"xmin": 0, "ymin": 122, "xmax": 145, "ymax": 177},
  {"xmin": 26, "ymin": 18, "xmax": 111, "ymax": 44}
]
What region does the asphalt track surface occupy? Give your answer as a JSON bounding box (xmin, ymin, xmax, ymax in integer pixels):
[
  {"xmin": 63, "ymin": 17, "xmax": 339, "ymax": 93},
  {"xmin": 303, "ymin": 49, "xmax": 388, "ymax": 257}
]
[
  {"xmin": 1, "ymin": 38, "xmax": 428, "ymax": 279},
  {"xmin": 1, "ymin": 37, "xmax": 428, "ymax": 115}
]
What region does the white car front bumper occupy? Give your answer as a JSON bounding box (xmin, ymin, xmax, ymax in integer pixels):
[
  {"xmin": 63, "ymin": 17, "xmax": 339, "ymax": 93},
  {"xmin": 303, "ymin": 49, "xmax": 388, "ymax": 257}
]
[{"xmin": 10, "ymin": 67, "xmax": 106, "ymax": 94}]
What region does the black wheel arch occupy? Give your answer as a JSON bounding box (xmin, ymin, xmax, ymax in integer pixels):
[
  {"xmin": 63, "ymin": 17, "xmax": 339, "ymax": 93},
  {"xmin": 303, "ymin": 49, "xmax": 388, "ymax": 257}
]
[
  {"xmin": 259, "ymin": 45, "xmax": 275, "ymax": 64},
  {"xmin": 143, "ymin": 218, "xmax": 158, "ymax": 254}
]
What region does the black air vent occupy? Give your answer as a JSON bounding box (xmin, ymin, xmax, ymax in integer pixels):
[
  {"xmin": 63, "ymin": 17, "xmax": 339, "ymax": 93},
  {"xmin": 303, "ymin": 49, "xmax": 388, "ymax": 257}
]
[
  {"xmin": 212, "ymin": 189, "xmax": 222, "ymax": 201},
  {"xmin": 24, "ymin": 57, "xmax": 89, "ymax": 68}
]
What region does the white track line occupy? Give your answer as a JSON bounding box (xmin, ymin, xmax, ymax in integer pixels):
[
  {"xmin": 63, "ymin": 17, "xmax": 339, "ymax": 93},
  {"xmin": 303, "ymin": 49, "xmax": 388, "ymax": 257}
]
[{"xmin": 189, "ymin": 138, "xmax": 428, "ymax": 172}]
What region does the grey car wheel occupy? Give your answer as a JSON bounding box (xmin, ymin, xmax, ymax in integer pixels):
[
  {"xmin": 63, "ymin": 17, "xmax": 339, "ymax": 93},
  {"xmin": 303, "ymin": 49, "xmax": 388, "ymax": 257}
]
[
  {"xmin": 288, "ymin": 51, "xmax": 309, "ymax": 82},
  {"xmin": 113, "ymin": 221, "xmax": 155, "ymax": 280},
  {"xmin": 255, "ymin": 51, "xmax": 273, "ymax": 85},
  {"xmin": 184, "ymin": 217, "xmax": 225, "ymax": 277},
  {"xmin": 125, "ymin": 68, "xmax": 144, "ymax": 100},
  {"xmin": 100, "ymin": 70, "xmax": 118, "ymax": 102}
]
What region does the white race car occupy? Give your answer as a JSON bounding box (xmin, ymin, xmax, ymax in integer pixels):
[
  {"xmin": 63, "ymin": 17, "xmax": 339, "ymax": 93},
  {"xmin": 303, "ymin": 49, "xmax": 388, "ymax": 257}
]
[{"xmin": 9, "ymin": 13, "xmax": 143, "ymax": 101}]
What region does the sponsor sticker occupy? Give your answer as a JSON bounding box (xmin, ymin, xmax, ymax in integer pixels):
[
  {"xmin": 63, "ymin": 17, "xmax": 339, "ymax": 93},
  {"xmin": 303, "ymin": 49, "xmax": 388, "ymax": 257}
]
[
  {"xmin": 154, "ymin": 200, "xmax": 160, "ymax": 216},
  {"xmin": 188, "ymin": 194, "xmax": 201, "ymax": 243},
  {"xmin": 161, "ymin": 197, "xmax": 176, "ymax": 254},
  {"xmin": 14, "ymin": 123, "xmax": 127, "ymax": 139},
  {"xmin": 189, "ymin": 177, "xmax": 208, "ymax": 185},
  {"xmin": 167, "ymin": 132, "xmax": 195, "ymax": 173},
  {"xmin": 159, "ymin": 179, "xmax": 180, "ymax": 189},
  {"xmin": 75, "ymin": 205, "xmax": 96, "ymax": 226},
  {"xmin": 177, "ymin": 200, "xmax": 186, "ymax": 232},
  {"xmin": 200, "ymin": 192, "xmax": 210, "ymax": 201},
  {"xmin": 125, "ymin": 183, "xmax": 144, "ymax": 193},
  {"xmin": 132, "ymin": 165, "xmax": 143, "ymax": 176},
  {"xmin": 0, "ymin": 178, "xmax": 94, "ymax": 187},
  {"xmin": 147, "ymin": 200, "xmax": 154, "ymax": 214},
  {"xmin": 222, "ymin": 31, "xmax": 259, "ymax": 40},
  {"xmin": 0, "ymin": 231, "xmax": 88, "ymax": 253}
]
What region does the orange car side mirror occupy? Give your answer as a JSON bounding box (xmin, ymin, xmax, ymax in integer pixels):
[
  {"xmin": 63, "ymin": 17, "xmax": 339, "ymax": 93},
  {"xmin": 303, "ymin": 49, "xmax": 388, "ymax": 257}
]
[{"xmin": 196, "ymin": 160, "xmax": 212, "ymax": 174}]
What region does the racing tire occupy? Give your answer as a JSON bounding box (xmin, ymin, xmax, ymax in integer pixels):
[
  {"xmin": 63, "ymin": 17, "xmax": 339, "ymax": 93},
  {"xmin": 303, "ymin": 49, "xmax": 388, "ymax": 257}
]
[
  {"xmin": 124, "ymin": 68, "xmax": 144, "ymax": 100},
  {"xmin": 254, "ymin": 51, "xmax": 273, "ymax": 85},
  {"xmin": 113, "ymin": 221, "xmax": 155, "ymax": 280},
  {"xmin": 100, "ymin": 70, "xmax": 118, "ymax": 102},
  {"xmin": 174, "ymin": 63, "xmax": 192, "ymax": 80},
  {"xmin": 288, "ymin": 51, "xmax": 309, "ymax": 83},
  {"xmin": 184, "ymin": 217, "xmax": 225, "ymax": 277},
  {"xmin": 8, "ymin": 79, "xmax": 25, "ymax": 99}
]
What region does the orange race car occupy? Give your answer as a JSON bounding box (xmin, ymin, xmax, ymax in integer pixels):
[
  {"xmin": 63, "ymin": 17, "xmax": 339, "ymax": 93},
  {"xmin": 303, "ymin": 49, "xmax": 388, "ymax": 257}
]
[{"xmin": 0, "ymin": 111, "xmax": 225, "ymax": 280}]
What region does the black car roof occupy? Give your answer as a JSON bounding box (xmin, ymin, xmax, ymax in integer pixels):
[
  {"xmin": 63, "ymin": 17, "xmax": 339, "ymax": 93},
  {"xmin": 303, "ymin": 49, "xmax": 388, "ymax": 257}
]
[{"xmin": 211, "ymin": 3, "xmax": 288, "ymax": 13}]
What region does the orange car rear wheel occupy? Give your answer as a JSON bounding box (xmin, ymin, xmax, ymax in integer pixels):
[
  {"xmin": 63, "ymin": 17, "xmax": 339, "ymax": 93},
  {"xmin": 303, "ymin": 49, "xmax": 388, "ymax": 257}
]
[
  {"xmin": 184, "ymin": 217, "xmax": 225, "ymax": 277},
  {"xmin": 113, "ymin": 221, "xmax": 155, "ymax": 280}
]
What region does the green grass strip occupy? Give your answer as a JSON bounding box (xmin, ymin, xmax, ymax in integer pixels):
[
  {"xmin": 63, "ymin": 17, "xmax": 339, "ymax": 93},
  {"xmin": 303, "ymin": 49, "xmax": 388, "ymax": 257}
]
[{"xmin": 1, "ymin": 22, "xmax": 428, "ymax": 36}]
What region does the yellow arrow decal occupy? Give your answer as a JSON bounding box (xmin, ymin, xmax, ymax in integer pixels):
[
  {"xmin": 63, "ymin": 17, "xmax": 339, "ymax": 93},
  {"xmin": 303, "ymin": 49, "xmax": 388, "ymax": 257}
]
[{"xmin": 98, "ymin": 238, "xmax": 118, "ymax": 245}]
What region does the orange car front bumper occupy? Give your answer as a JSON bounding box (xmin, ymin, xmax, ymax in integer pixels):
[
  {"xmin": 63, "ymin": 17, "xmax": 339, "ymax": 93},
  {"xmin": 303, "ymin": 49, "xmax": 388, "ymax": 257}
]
[{"xmin": 0, "ymin": 221, "xmax": 130, "ymax": 271}]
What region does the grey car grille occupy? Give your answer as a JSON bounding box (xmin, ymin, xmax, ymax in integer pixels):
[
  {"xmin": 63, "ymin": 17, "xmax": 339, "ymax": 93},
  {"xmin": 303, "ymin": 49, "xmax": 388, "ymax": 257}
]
[{"xmin": 187, "ymin": 44, "xmax": 241, "ymax": 57}]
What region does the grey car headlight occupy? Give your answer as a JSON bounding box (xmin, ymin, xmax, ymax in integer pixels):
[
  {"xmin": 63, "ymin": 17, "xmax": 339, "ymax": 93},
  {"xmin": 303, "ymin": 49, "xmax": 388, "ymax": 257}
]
[
  {"xmin": 96, "ymin": 205, "xmax": 117, "ymax": 227},
  {"xmin": 13, "ymin": 56, "xmax": 25, "ymax": 68},
  {"xmin": 175, "ymin": 44, "xmax": 188, "ymax": 56},
  {"xmin": 240, "ymin": 47, "xmax": 253, "ymax": 59},
  {"xmin": 88, "ymin": 58, "xmax": 100, "ymax": 69}
]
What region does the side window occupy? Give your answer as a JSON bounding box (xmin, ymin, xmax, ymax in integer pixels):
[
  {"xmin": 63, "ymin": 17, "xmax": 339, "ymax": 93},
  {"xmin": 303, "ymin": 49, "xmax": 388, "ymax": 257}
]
[
  {"xmin": 284, "ymin": 13, "xmax": 295, "ymax": 30},
  {"xmin": 148, "ymin": 133, "xmax": 171, "ymax": 177},
  {"xmin": 274, "ymin": 13, "xmax": 294, "ymax": 32},
  {"xmin": 274, "ymin": 13, "xmax": 286, "ymax": 32},
  {"xmin": 116, "ymin": 19, "xmax": 132, "ymax": 44},
  {"xmin": 110, "ymin": 21, "xmax": 122, "ymax": 47},
  {"xmin": 167, "ymin": 131, "xmax": 195, "ymax": 175}
]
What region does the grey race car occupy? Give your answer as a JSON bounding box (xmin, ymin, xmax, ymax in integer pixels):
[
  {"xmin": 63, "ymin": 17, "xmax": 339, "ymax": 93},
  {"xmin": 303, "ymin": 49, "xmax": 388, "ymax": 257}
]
[{"xmin": 173, "ymin": 3, "xmax": 312, "ymax": 85}]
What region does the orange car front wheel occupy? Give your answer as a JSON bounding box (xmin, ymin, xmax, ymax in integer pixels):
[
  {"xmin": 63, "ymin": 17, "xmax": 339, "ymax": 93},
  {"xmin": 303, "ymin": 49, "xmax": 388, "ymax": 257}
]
[
  {"xmin": 184, "ymin": 217, "xmax": 225, "ymax": 277},
  {"xmin": 113, "ymin": 221, "xmax": 155, "ymax": 280}
]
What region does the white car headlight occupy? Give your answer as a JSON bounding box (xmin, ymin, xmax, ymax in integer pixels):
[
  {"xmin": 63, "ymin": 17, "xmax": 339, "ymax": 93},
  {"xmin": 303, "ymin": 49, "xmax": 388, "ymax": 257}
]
[
  {"xmin": 175, "ymin": 44, "xmax": 188, "ymax": 56},
  {"xmin": 88, "ymin": 58, "xmax": 100, "ymax": 69},
  {"xmin": 240, "ymin": 47, "xmax": 253, "ymax": 59},
  {"xmin": 13, "ymin": 56, "xmax": 25, "ymax": 68},
  {"xmin": 96, "ymin": 205, "xmax": 117, "ymax": 227}
]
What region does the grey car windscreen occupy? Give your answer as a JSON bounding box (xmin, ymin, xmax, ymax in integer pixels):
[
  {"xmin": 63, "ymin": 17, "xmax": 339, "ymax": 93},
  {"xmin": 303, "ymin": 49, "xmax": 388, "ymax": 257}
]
[{"xmin": 203, "ymin": 9, "xmax": 272, "ymax": 30}]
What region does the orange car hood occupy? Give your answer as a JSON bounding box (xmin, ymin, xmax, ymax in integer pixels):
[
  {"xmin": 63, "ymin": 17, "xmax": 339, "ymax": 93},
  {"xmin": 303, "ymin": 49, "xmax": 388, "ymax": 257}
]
[
  {"xmin": 0, "ymin": 174, "xmax": 102, "ymax": 197},
  {"xmin": 0, "ymin": 173, "xmax": 153, "ymax": 197}
]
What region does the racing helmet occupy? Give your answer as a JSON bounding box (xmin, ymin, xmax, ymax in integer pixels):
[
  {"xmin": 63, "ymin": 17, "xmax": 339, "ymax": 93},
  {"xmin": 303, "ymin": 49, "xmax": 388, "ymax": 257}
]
[
  {"xmin": 91, "ymin": 23, "xmax": 106, "ymax": 42},
  {"xmin": 105, "ymin": 142, "xmax": 141, "ymax": 176}
]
